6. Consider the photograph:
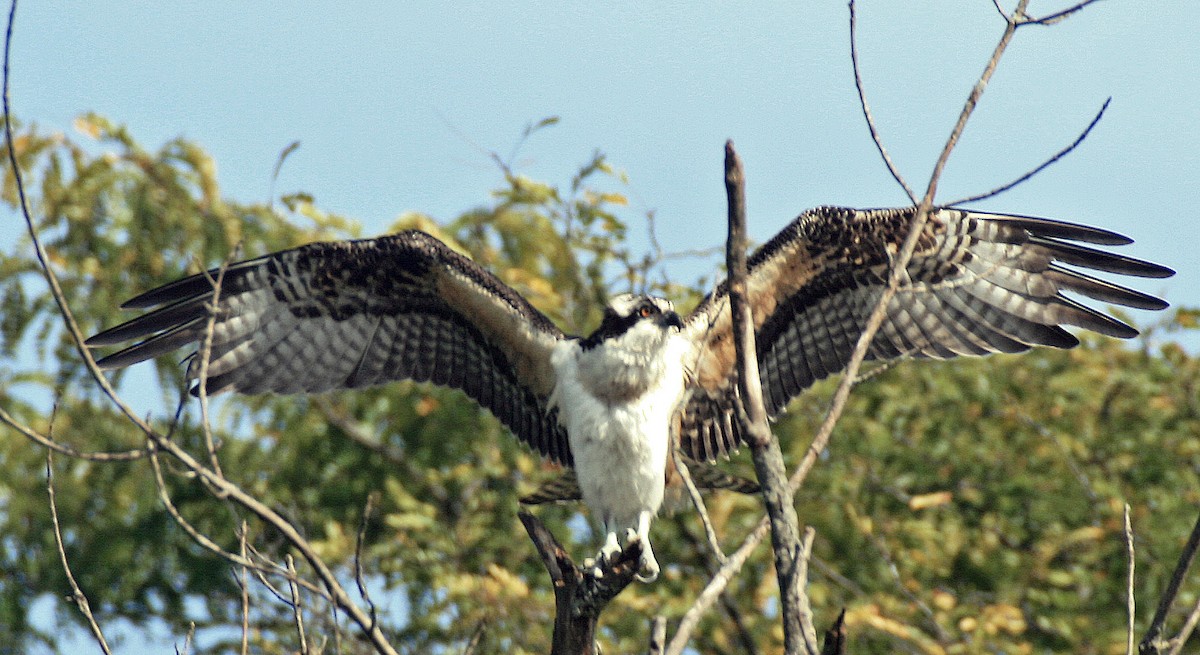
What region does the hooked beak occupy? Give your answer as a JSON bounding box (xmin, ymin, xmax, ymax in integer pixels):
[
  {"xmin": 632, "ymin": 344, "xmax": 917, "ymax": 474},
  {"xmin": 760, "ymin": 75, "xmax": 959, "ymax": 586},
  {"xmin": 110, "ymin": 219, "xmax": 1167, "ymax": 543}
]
[{"xmin": 659, "ymin": 311, "xmax": 684, "ymax": 331}]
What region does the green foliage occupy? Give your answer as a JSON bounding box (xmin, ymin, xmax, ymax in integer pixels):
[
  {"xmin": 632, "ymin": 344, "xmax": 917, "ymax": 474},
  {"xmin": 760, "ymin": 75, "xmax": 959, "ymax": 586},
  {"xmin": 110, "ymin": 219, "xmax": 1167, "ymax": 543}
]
[{"xmin": 0, "ymin": 116, "xmax": 1196, "ymax": 654}]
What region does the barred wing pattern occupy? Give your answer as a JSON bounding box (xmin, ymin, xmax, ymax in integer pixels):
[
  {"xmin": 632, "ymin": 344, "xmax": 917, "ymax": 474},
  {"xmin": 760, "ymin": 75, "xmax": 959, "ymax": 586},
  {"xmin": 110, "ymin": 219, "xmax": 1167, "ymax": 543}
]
[
  {"xmin": 86, "ymin": 231, "xmax": 574, "ymax": 464},
  {"xmin": 680, "ymin": 207, "xmax": 1173, "ymax": 462}
]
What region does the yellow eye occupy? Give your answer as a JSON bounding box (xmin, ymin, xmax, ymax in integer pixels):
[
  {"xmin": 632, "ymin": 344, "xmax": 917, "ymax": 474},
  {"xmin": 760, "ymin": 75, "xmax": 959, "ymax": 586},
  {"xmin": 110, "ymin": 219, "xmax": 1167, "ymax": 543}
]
[{"xmin": 639, "ymin": 306, "xmax": 653, "ymax": 318}]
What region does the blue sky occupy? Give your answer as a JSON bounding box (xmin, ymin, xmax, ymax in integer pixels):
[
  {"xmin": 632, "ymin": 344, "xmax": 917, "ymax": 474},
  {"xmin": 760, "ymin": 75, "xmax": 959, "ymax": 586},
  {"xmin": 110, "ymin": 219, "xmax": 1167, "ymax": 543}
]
[
  {"xmin": 8, "ymin": 1, "xmax": 1198, "ymax": 651},
  {"xmin": 13, "ymin": 2, "xmax": 1196, "ymax": 323}
]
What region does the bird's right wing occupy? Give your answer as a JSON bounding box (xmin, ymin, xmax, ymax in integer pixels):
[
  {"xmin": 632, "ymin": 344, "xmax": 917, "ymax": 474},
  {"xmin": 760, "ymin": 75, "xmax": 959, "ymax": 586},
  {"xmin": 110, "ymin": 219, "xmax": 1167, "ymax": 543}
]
[{"xmin": 87, "ymin": 231, "xmax": 574, "ymax": 464}]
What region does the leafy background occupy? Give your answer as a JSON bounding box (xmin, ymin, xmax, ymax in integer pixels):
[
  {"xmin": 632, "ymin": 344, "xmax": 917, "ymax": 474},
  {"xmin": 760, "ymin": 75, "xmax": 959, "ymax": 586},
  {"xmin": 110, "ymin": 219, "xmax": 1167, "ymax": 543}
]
[{"xmin": 0, "ymin": 116, "xmax": 1197, "ymax": 654}]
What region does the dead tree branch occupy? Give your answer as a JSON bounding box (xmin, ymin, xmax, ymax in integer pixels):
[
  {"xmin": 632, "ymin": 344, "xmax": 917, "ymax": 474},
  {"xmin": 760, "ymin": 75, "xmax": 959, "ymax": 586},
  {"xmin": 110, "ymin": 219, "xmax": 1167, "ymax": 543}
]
[
  {"xmin": 724, "ymin": 141, "xmax": 808, "ymax": 654},
  {"xmin": 518, "ymin": 509, "xmax": 641, "ymax": 655},
  {"xmin": 1140, "ymin": 508, "xmax": 1200, "ymax": 654}
]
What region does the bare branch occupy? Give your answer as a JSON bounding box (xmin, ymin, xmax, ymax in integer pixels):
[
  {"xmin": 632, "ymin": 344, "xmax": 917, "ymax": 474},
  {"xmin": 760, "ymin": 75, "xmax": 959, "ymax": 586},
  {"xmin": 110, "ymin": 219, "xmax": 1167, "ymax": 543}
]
[
  {"xmin": 194, "ymin": 248, "xmax": 242, "ymax": 480},
  {"xmin": 648, "ymin": 616, "xmax": 667, "ymax": 655},
  {"xmin": 672, "ymin": 448, "xmax": 726, "ymax": 564},
  {"xmin": 674, "ymin": 516, "xmax": 761, "ymax": 655},
  {"xmin": 794, "ymin": 527, "xmax": 819, "ymax": 655},
  {"xmin": 356, "ymin": 491, "xmax": 381, "ymax": 628},
  {"xmin": 287, "ymin": 554, "xmax": 311, "ymax": 655},
  {"xmin": 1019, "ymin": 0, "xmax": 1103, "ymax": 26},
  {"xmin": 240, "ymin": 522, "xmax": 251, "ymax": 655},
  {"xmin": 820, "ymin": 610, "xmax": 848, "ymax": 655},
  {"xmin": 46, "ymin": 449, "xmax": 112, "ymax": 654},
  {"xmin": 146, "ymin": 438, "xmax": 335, "ymax": 602},
  {"xmin": 724, "ymin": 140, "xmax": 805, "ymax": 655},
  {"xmin": 849, "ymin": 0, "xmax": 916, "ymax": 203},
  {"xmin": 175, "ymin": 622, "xmax": 195, "ymax": 655},
  {"xmin": 269, "ymin": 140, "xmax": 301, "ymax": 207},
  {"xmin": 1126, "ymin": 504, "xmax": 1137, "ymax": 655},
  {"xmin": 1141, "ymin": 508, "xmax": 1200, "ymax": 654},
  {"xmin": 1167, "ymin": 596, "xmax": 1200, "ymax": 655},
  {"xmin": 950, "ymin": 97, "xmax": 1110, "ymax": 205},
  {"xmin": 0, "ymin": 404, "xmax": 148, "ymax": 461}
]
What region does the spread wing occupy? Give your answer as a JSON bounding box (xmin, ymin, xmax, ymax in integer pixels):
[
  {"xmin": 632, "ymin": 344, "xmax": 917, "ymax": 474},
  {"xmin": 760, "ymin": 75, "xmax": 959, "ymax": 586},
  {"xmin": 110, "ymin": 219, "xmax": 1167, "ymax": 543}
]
[
  {"xmin": 87, "ymin": 230, "xmax": 574, "ymax": 464},
  {"xmin": 679, "ymin": 206, "xmax": 1174, "ymax": 462}
]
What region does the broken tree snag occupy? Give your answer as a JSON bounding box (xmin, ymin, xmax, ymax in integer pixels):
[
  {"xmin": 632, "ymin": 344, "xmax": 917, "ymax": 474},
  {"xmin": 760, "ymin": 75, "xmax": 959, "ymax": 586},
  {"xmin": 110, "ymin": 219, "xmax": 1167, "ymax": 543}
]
[
  {"xmin": 518, "ymin": 509, "xmax": 641, "ymax": 655},
  {"xmin": 724, "ymin": 140, "xmax": 806, "ymax": 654},
  {"xmin": 821, "ymin": 609, "xmax": 848, "ymax": 655}
]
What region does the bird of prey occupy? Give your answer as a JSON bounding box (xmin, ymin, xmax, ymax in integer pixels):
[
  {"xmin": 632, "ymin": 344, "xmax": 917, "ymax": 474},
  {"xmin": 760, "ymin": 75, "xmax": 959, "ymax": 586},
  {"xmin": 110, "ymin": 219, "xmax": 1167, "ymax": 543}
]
[{"xmin": 87, "ymin": 206, "xmax": 1173, "ymax": 582}]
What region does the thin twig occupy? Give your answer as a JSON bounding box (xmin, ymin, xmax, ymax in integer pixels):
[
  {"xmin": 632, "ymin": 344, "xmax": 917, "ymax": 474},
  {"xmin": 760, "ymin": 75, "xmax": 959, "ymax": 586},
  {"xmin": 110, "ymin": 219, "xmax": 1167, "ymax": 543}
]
[
  {"xmin": 794, "ymin": 527, "xmax": 820, "ymax": 655},
  {"xmin": 146, "ymin": 439, "xmax": 331, "ymax": 601},
  {"xmin": 355, "ymin": 491, "xmax": 381, "ymax": 628},
  {"xmin": 0, "ymin": 404, "xmax": 147, "ymax": 461},
  {"xmin": 648, "ymin": 616, "xmax": 667, "ymax": 655},
  {"xmin": 950, "ymin": 97, "xmax": 1110, "ymax": 205},
  {"xmin": 1020, "ymin": 0, "xmax": 1103, "ymax": 26},
  {"xmin": 46, "ymin": 449, "xmax": 112, "ymax": 654},
  {"xmin": 1141, "ymin": 509, "xmax": 1200, "ymax": 654},
  {"xmin": 175, "ymin": 622, "xmax": 195, "ymax": 655},
  {"xmin": 269, "ymin": 140, "xmax": 301, "ymax": 208},
  {"xmin": 240, "ymin": 522, "xmax": 251, "ymax": 655},
  {"xmin": 674, "ymin": 516, "xmax": 761, "ymax": 655},
  {"xmin": 195, "ymin": 249, "xmax": 241, "ymax": 480},
  {"xmin": 1166, "ymin": 595, "xmax": 1200, "ymax": 655},
  {"xmin": 287, "ymin": 554, "xmax": 310, "ymax": 655},
  {"xmin": 849, "ymin": 0, "xmax": 915, "ymax": 203},
  {"xmin": 1125, "ymin": 504, "xmax": 1136, "ymax": 655},
  {"xmin": 672, "ymin": 448, "xmax": 726, "ymax": 563},
  {"xmin": 462, "ymin": 621, "xmax": 487, "ymax": 655}
]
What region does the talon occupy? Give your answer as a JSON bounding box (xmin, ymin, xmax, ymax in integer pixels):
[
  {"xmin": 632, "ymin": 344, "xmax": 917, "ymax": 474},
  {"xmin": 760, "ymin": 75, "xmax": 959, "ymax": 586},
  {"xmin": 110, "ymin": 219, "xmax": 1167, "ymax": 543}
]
[{"xmin": 636, "ymin": 554, "xmax": 660, "ymax": 583}]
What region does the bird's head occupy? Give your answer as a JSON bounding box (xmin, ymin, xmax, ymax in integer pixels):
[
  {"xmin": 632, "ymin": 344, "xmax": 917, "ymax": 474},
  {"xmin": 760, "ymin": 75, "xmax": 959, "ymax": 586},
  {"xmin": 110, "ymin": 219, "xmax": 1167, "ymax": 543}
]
[{"xmin": 580, "ymin": 293, "xmax": 684, "ymax": 350}]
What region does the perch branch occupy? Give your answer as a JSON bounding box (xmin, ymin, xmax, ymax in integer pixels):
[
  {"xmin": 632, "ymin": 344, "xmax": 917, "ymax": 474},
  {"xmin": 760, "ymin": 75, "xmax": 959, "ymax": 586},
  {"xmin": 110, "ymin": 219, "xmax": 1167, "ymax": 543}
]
[{"xmin": 518, "ymin": 509, "xmax": 640, "ymax": 655}]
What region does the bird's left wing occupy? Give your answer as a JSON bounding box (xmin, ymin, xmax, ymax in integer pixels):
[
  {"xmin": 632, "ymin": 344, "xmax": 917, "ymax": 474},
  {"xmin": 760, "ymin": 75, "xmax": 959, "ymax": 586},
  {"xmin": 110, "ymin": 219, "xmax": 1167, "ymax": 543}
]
[
  {"xmin": 678, "ymin": 206, "xmax": 1173, "ymax": 462},
  {"xmin": 87, "ymin": 230, "xmax": 573, "ymax": 464}
]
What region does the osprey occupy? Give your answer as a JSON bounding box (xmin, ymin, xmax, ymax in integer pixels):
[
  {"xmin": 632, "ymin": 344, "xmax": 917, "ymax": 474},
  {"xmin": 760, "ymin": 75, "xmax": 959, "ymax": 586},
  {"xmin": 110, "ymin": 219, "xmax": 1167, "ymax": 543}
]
[{"xmin": 87, "ymin": 206, "xmax": 1172, "ymax": 581}]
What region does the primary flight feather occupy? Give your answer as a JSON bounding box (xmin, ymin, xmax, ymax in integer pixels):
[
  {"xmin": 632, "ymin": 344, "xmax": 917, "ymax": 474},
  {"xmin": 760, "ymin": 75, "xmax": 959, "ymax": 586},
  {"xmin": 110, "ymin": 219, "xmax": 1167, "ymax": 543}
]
[{"xmin": 88, "ymin": 206, "xmax": 1173, "ymax": 581}]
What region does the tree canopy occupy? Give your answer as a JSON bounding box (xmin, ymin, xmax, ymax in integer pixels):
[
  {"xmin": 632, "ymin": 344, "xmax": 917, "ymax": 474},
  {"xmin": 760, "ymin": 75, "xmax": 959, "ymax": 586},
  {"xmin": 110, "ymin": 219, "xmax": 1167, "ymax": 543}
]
[{"xmin": 1, "ymin": 114, "xmax": 1197, "ymax": 654}]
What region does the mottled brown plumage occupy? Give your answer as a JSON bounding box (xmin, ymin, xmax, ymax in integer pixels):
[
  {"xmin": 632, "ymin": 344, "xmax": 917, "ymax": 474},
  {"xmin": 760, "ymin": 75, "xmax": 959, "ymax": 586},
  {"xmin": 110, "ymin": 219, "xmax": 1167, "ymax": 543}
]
[
  {"xmin": 88, "ymin": 206, "xmax": 1172, "ymax": 480},
  {"xmin": 676, "ymin": 207, "xmax": 1172, "ymax": 462}
]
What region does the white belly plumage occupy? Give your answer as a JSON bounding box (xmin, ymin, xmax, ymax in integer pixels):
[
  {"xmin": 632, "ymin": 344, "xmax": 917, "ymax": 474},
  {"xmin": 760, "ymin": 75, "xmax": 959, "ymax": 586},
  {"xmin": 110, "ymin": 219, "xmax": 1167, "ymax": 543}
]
[{"xmin": 548, "ymin": 334, "xmax": 690, "ymax": 581}]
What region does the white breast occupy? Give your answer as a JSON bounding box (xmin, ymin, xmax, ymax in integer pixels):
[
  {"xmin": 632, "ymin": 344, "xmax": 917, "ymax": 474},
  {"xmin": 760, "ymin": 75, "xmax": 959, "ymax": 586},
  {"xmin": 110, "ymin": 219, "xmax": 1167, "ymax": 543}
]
[{"xmin": 548, "ymin": 329, "xmax": 691, "ymax": 529}]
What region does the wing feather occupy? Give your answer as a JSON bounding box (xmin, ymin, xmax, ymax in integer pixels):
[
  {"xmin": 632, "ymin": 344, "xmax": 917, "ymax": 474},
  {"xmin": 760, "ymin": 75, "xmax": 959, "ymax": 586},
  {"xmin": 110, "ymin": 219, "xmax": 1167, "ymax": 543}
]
[
  {"xmin": 88, "ymin": 231, "xmax": 573, "ymax": 464},
  {"xmin": 680, "ymin": 206, "xmax": 1172, "ymax": 461}
]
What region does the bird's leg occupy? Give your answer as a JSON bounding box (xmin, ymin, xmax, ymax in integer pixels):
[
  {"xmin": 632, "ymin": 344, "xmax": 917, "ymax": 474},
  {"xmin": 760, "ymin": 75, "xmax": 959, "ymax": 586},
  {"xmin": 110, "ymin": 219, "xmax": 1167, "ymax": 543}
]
[
  {"xmin": 632, "ymin": 510, "xmax": 659, "ymax": 583},
  {"xmin": 589, "ymin": 522, "xmax": 623, "ymax": 578}
]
